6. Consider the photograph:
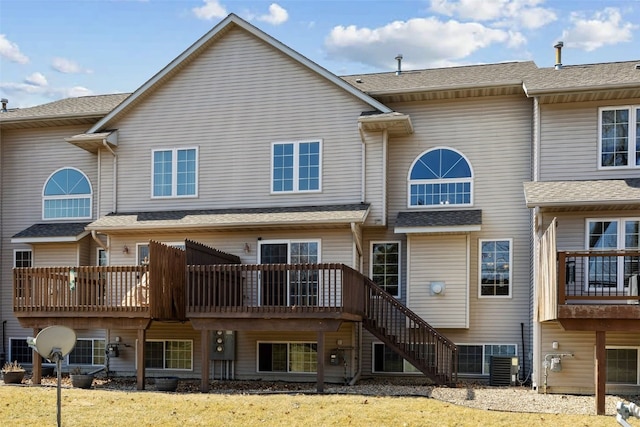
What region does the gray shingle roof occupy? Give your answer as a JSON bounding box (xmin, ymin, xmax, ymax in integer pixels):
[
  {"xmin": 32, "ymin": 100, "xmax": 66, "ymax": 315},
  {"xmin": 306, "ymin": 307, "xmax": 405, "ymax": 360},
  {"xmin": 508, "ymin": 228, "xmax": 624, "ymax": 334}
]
[
  {"xmin": 0, "ymin": 93, "xmax": 130, "ymax": 122},
  {"xmin": 524, "ymin": 61, "xmax": 640, "ymax": 94},
  {"xmin": 396, "ymin": 209, "xmax": 482, "ymax": 228},
  {"xmin": 87, "ymin": 204, "xmax": 370, "ymax": 231},
  {"xmin": 523, "ymin": 179, "xmax": 640, "ymax": 208},
  {"xmin": 341, "ymin": 61, "xmax": 538, "ymax": 94},
  {"xmin": 12, "ymin": 222, "xmax": 91, "ymax": 240}
]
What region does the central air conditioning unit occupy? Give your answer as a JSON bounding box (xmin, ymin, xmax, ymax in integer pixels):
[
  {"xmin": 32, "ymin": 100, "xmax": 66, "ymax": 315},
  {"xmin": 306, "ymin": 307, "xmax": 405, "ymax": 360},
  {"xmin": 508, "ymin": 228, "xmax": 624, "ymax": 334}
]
[{"xmin": 489, "ymin": 356, "xmax": 519, "ymax": 386}]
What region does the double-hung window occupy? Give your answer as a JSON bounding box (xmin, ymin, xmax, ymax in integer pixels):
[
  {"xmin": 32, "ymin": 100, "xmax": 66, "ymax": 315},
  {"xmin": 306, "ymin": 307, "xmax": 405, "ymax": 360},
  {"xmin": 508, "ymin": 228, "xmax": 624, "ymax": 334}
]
[
  {"xmin": 370, "ymin": 242, "xmax": 400, "ymax": 297},
  {"xmin": 152, "ymin": 147, "xmax": 198, "ymax": 197},
  {"xmin": 372, "ymin": 343, "xmax": 424, "ymax": 373},
  {"xmin": 479, "ymin": 239, "xmax": 512, "ymax": 297},
  {"xmin": 599, "ymin": 106, "xmax": 640, "ymax": 168},
  {"xmin": 272, "ymin": 140, "xmax": 321, "ymax": 193}
]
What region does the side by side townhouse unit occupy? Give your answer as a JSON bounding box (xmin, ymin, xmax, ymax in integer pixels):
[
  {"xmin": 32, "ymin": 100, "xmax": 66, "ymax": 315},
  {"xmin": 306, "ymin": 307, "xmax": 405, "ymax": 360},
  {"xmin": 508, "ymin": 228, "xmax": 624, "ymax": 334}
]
[{"xmin": 1, "ymin": 14, "xmax": 638, "ymax": 414}]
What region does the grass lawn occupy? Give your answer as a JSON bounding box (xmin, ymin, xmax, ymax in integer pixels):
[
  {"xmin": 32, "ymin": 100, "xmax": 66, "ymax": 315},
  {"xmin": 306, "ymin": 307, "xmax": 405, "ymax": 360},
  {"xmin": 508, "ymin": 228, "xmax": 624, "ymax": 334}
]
[{"xmin": 0, "ymin": 385, "xmax": 627, "ymax": 426}]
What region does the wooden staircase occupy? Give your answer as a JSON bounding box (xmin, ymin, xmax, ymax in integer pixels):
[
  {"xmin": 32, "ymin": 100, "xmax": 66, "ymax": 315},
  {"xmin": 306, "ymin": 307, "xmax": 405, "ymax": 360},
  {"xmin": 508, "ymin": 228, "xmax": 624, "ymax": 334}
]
[{"xmin": 357, "ymin": 269, "xmax": 458, "ymax": 385}]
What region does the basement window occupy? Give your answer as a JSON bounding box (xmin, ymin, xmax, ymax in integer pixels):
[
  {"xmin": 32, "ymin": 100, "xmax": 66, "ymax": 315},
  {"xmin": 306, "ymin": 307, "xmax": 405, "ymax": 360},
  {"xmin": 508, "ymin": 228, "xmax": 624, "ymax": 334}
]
[
  {"xmin": 144, "ymin": 340, "xmax": 193, "ymax": 371},
  {"xmin": 68, "ymin": 339, "xmax": 106, "ymax": 365},
  {"xmin": 257, "ymin": 342, "xmax": 317, "ymax": 373},
  {"xmin": 606, "ymin": 347, "xmax": 639, "ymax": 385},
  {"xmin": 372, "ymin": 343, "xmax": 421, "ymax": 374}
]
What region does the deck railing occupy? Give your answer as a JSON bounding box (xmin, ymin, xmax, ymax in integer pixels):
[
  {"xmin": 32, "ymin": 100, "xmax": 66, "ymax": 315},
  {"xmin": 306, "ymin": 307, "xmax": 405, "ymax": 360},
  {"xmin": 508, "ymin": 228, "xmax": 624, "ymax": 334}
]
[
  {"xmin": 186, "ymin": 263, "xmax": 363, "ymax": 315},
  {"xmin": 558, "ymin": 251, "xmax": 640, "ymax": 304},
  {"xmin": 13, "ymin": 266, "xmax": 149, "ymax": 313}
]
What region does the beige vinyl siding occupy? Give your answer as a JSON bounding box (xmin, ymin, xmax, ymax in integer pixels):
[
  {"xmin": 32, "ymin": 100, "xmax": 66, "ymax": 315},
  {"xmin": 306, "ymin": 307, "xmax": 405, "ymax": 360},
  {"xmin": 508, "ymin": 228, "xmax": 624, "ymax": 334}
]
[
  {"xmin": 381, "ymin": 95, "xmax": 532, "ymax": 349},
  {"xmin": 234, "ymin": 324, "xmax": 354, "ymax": 382},
  {"xmin": 1, "ymin": 125, "xmax": 100, "ymax": 341},
  {"xmin": 32, "ymin": 243, "xmax": 79, "ymax": 266},
  {"xmin": 108, "ymin": 228, "xmax": 355, "ymax": 267},
  {"xmin": 110, "ymin": 27, "xmax": 369, "ymax": 212},
  {"xmin": 539, "ymin": 98, "xmax": 640, "ymax": 181},
  {"xmin": 364, "ymin": 132, "xmax": 385, "ymax": 227},
  {"xmin": 407, "ymin": 235, "xmax": 468, "ymax": 328},
  {"xmin": 540, "ymin": 322, "xmax": 640, "ymax": 394}
]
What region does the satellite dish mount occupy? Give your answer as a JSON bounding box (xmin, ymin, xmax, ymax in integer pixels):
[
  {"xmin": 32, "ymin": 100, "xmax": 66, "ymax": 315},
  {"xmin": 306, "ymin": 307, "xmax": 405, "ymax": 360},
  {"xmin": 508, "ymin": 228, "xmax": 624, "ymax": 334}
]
[{"xmin": 28, "ymin": 326, "xmax": 77, "ymax": 427}]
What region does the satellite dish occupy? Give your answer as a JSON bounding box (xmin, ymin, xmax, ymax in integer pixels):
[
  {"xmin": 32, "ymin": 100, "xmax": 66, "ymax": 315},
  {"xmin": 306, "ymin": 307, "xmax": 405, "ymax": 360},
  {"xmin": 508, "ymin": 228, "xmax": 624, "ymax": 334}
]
[
  {"xmin": 30, "ymin": 325, "xmax": 77, "ymax": 361},
  {"xmin": 27, "ymin": 326, "xmax": 77, "ymax": 427}
]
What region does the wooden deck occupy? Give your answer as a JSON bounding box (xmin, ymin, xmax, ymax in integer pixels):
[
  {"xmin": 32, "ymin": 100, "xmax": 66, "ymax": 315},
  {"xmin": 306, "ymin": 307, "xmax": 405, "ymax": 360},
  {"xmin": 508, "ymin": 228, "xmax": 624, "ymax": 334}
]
[{"xmin": 556, "ymin": 251, "xmax": 640, "ymax": 331}]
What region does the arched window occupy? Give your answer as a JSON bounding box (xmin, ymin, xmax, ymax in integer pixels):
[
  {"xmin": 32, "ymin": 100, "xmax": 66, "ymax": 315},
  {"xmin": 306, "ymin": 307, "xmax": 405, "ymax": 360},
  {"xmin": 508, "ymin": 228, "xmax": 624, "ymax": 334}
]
[
  {"xmin": 408, "ymin": 148, "xmax": 473, "ymax": 207},
  {"xmin": 42, "ymin": 168, "xmax": 92, "ymax": 219}
]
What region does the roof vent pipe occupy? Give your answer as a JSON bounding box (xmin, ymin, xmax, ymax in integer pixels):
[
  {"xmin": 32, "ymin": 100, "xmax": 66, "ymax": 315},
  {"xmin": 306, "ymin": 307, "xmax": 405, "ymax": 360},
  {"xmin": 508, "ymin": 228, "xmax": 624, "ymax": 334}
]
[
  {"xmin": 395, "ymin": 54, "xmax": 403, "ymax": 75},
  {"xmin": 1, "ymin": 98, "xmax": 7, "ymax": 112},
  {"xmin": 554, "ymin": 41, "xmax": 563, "ymax": 70}
]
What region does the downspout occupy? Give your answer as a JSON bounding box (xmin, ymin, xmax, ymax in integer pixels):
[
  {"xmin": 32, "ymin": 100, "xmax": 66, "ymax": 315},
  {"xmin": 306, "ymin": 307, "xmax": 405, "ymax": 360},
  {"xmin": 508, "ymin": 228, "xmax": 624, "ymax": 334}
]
[
  {"xmin": 91, "ymin": 230, "xmax": 108, "ymax": 251},
  {"xmin": 531, "ymin": 95, "xmax": 542, "ymax": 390},
  {"xmin": 359, "ymin": 122, "xmax": 366, "ymax": 203},
  {"xmin": 381, "ymin": 129, "xmax": 388, "ymax": 227},
  {"xmin": 348, "ymin": 322, "xmax": 363, "ymax": 385},
  {"xmin": 102, "ymin": 139, "xmax": 117, "ymax": 213}
]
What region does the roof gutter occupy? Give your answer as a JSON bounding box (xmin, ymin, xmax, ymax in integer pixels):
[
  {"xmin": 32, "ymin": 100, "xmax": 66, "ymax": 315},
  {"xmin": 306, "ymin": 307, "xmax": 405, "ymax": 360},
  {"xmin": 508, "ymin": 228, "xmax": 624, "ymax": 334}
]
[
  {"xmin": 525, "ymin": 199, "xmax": 640, "ymax": 209},
  {"xmin": 523, "ymin": 81, "xmax": 640, "ymax": 97},
  {"xmin": 365, "ymin": 81, "xmax": 524, "ymax": 97}
]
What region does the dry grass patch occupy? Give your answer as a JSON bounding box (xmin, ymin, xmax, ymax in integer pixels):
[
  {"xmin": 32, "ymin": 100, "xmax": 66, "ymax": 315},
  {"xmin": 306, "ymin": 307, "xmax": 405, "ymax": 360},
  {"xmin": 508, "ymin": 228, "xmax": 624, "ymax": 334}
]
[{"xmin": 0, "ymin": 385, "xmax": 627, "ymax": 426}]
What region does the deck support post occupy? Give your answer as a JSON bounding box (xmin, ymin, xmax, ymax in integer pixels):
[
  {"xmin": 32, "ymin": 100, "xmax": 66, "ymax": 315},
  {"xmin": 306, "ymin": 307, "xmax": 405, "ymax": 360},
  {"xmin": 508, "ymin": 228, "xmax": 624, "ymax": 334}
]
[
  {"xmin": 31, "ymin": 327, "xmax": 42, "ymax": 384},
  {"xmin": 137, "ymin": 328, "xmax": 146, "ymax": 390},
  {"xmin": 595, "ymin": 330, "xmax": 606, "ymax": 415},
  {"xmin": 201, "ymin": 330, "xmax": 210, "ymax": 393},
  {"xmin": 316, "ymin": 330, "xmax": 325, "ymax": 393}
]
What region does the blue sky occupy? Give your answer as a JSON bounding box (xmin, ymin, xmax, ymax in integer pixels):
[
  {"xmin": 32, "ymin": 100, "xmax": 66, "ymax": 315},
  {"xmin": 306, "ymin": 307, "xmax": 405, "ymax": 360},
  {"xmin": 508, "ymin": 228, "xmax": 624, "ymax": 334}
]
[{"xmin": 1, "ymin": 0, "xmax": 639, "ymax": 108}]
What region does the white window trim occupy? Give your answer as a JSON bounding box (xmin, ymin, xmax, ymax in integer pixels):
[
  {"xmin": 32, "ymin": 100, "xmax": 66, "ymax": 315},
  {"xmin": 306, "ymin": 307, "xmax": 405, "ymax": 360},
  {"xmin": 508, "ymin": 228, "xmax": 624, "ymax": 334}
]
[
  {"xmin": 42, "ymin": 167, "xmax": 93, "ymax": 220},
  {"xmin": 256, "ymin": 341, "xmax": 318, "ymax": 374},
  {"xmin": 406, "ymin": 147, "xmax": 474, "ymax": 209},
  {"xmin": 67, "ymin": 338, "xmax": 106, "ymax": 366},
  {"xmin": 369, "ymin": 241, "xmax": 401, "ymax": 298},
  {"xmin": 604, "ymin": 345, "xmax": 640, "ymax": 385},
  {"xmin": 14, "ymin": 249, "xmax": 33, "ymax": 267},
  {"xmin": 585, "ymin": 217, "xmax": 640, "ymax": 290},
  {"xmin": 457, "ymin": 343, "xmax": 518, "ymax": 376},
  {"xmin": 151, "ymin": 147, "xmax": 199, "ymax": 199},
  {"xmin": 371, "ymin": 342, "xmax": 422, "ymax": 374},
  {"xmin": 478, "ymin": 238, "xmax": 513, "ymax": 299},
  {"xmin": 270, "ymin": 140, "xmax": 323, "ymax": 194},
  {"xmin": 598, "ymin": 106, "xmax": 639, "ymax": 170},
  {"xmin": 135, "ymin": 339, "xmax": 194, "ymax": 371}
]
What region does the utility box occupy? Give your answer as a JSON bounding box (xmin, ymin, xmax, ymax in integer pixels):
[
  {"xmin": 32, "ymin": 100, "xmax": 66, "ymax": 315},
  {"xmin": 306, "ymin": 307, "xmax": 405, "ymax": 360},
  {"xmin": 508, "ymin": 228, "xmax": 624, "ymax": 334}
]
[
  {"xmin": 329, "ymin": 349, "xmax": 344, "ymax": 366},
  {"xmin": 210, "ymin": 330, "xmax": 235, "ymax": 361},
  {"xmin": 489, "ymin": 356, "xmax": 519, "ymax": 386}
]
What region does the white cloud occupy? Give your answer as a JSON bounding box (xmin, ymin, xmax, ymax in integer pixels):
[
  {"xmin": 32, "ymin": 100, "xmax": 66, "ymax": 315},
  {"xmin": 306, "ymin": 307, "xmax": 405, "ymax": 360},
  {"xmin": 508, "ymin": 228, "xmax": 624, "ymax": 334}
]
[
  {"xmin": 0, "ymin": 34, "xmax": 29, "ymax": 64},
  {"xmin": 325, "ymin": 17, "xmax": 520, "ymax": 70},
  {"xmin": 561, "ymin": 8, "xmax": 637, "ymax": 51},
  {"xmin": 256, "ymin": 3, "xmax": 288, "ymax": 25},
  {"xmin": 24, "ymin": 72, "xmax": 47, "ymax": 87},
  {"xmin": 52, "ymin": 57, "xmax": 91, "ymax": 74},
  {"xmin": 193, "ymin": 0, "xmax": 226, "ymax": 20},
  {"xmin": 430, "ymin": 0, "xmax": 556, "ymax": 30}
]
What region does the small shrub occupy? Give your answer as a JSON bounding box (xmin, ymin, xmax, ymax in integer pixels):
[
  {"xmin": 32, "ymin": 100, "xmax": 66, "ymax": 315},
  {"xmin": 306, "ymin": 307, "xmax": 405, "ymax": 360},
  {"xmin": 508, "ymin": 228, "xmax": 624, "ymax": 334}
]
[{"xmin": 2, "ymin": 361, "xmax": 24, "ymax": 372}]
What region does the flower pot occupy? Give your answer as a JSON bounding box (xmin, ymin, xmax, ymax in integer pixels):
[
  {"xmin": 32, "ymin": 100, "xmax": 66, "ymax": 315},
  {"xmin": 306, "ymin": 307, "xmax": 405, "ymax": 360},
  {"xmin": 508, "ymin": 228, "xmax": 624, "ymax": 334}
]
[
  {"xmin": 70, "ymin": 374, "xmax": 94, "ymax": 389},
  {"xmin": 155, "ymin": 377, "xmax": 179, "ymax": 392},
  {"xmin": 2, "ymin": 370, "xmax": 25, "ymax": 384}
]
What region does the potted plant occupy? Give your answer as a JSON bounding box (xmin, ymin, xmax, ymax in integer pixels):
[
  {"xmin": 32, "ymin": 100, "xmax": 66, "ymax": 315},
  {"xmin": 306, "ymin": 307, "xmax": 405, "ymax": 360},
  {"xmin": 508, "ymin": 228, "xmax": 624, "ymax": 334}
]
[
  {"xmin": 69, "ymin": 367, "xmax": 93, "ymax": 389},
  {"xmin": 154, "ymin": 376, "xmax": 179, "ymax": 392},
  {"xmin": 2, "ymin": 361, "xmax": 26, "ymax": 384}
]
